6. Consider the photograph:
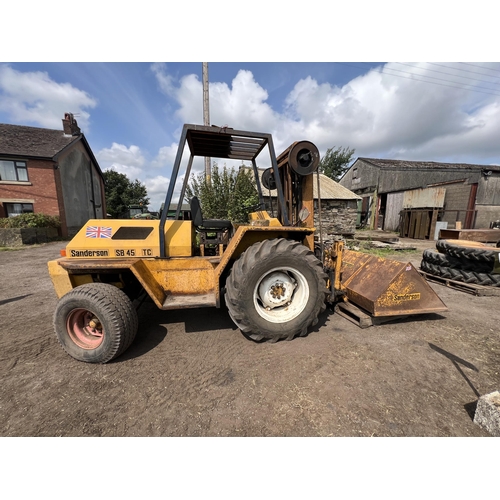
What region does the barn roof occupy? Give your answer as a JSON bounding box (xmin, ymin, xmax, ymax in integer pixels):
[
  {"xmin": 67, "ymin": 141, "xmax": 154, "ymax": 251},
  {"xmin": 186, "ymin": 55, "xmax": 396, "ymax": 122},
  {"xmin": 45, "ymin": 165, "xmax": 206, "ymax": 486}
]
[{"xmin": 357, "ymin": 157, "xmax": 500, "ymax": 171}]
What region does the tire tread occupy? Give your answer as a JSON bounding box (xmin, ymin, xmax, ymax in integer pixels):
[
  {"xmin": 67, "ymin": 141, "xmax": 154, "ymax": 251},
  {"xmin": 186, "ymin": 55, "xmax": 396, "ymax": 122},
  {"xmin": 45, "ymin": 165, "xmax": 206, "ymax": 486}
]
[
  {"xmin": 54, "ymin": 283, "xmax": 138, "ymax": 363},
  {"xmin": 421, "ymin": 260, "xmax": 500, "ymax": 287},
  {"xmin": 225, "ymin": 238, "xmax": 328, "ymax": 343}
]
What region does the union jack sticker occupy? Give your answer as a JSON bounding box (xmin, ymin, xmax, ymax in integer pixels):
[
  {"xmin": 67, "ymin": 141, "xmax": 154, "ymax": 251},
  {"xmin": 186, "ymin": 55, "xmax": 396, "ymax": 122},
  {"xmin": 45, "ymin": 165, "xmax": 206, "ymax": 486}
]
[{"xmin": 85, "ymin": 226, "xmax": 112, "ymax": 238}]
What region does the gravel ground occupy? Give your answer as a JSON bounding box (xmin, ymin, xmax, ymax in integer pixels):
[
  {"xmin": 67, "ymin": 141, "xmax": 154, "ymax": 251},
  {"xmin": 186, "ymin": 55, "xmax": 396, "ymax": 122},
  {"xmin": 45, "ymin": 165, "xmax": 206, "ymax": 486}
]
[{"xmin": 0, "ymin": 237, "xmax": 499, "ymax": 437}]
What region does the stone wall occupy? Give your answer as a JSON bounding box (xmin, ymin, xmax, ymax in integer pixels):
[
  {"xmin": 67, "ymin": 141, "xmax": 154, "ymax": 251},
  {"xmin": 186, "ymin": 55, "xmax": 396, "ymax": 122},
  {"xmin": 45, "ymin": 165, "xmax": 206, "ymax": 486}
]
[
  {"xmin": 262, "ymin": 197, "xmax": 358, "ymax": 238},
  {"xmin": 314, "ymin": 199, "xmax": 358, "ymax": 238},
  {"xmin": 0, "ymin": 227, "xmax": 60, "ymax": 247}
]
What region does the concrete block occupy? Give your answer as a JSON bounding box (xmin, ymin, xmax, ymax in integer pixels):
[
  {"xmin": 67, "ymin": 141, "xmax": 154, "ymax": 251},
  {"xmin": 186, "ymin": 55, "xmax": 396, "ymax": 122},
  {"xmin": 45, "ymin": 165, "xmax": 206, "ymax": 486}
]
[
  {"xmin": 21, "ymin": 228, "xmax": 37, "ymax": 244},
  {"xmin": 474, "ymin": 391, "xmax": 500, "ymax": 436},
  {"xmin": 35, "ymin": 228, "xmax": 48, "ymax": 243},
  {"xmin": 0, "ymin": 227, "xmax": 60, "ymax": 247},
  {"xmin": 46, "ymin": 227, "xmax": 59, "ymax": 239}
]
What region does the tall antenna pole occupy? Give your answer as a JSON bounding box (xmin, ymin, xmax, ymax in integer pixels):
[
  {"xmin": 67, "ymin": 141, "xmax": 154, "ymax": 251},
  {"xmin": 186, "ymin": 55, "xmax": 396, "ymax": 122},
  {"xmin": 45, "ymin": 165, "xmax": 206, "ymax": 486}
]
[{"xmin": 202, "ymin": 62, "xmax": 211, "ymax": 181}]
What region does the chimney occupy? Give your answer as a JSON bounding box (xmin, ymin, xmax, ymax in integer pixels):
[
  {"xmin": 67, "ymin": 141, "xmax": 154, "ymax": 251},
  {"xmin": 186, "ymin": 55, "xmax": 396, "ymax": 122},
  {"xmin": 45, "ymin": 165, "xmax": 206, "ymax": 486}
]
[{"xmin": 62, "ymin": 112, "xmax": 81, "ymax": 136}]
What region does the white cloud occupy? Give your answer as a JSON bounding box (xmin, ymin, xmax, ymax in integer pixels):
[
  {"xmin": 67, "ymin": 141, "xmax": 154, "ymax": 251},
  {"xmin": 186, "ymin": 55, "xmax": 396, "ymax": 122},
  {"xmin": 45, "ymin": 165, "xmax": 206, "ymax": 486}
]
[
  {"xmin": 145, "ymin": 172, "xmax": 198, "ymax": 210},
  {"xmin": 208, "ymin": 70, "xmax": 277, "ymax": 131},
  {"xmin": 287, "ymin": 63, "xmax": 500, "ymax": 163},
  {"xmin": 113, "ymin": 62, "xmax": 500, "ymax": 211},
  {"xmin": 145, "ymin": 175, "xmax": 170, "ymax": 195},
  {"xmin": 97, "ymin": 142, "xmax": 182, "ymax": 210},
  {"xmin": 150, "ymin": 63, "xmax": 176, "ymax": 97},
  {"xmin": 172, "ymin": 74, "xmax": 205, "ymax": 124},
  {"xmin": 104, "ymin": 163, "xmax": 144, "ymax": 180},
  {"xmin": 98, "ymin": 143, "xmax": 146, "ymax": 179},
  {"xmin": 12, "ymin": 61, "xmax": 500, "ymax": 215},
  {"xmin": 154, "ymin": 66, "xmax": 279, "ymax": 133},
  {"xmin": 98, "ymin": 143, "xmax": 146, "ymax": 169},
  {"xmin": 144, "ymin": 175, "xmax": 170, "ymax": 209},
  {"xmin": 0, "ymin": 64, "xmax": 97, "ymax": 130},
  {"xmin": 94, "ymin": 61, "xmax": 500, "ymax": 215},
  {"xmin": 150, "ymin": 143, "xmax": 179, "ymax": 169}
]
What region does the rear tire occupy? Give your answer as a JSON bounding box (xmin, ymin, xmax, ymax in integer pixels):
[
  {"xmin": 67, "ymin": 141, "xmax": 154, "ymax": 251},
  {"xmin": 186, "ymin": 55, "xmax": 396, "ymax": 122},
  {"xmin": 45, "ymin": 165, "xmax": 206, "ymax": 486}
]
[
  {"xmin": 54, "ymin": 283, "xmax": 138, "ymax": 363},
  {"xmin": 225, "ymin": 238, "xmax": 328, "ymax": 342},
  {"xmin": 422, "ymin": 248, "xmax": 493, "ymax": 273},
  {"xmin": 421, "ymin": 260, "xmax": 500, "ymax": 286},
  {"xmin": 436, "ymin": 239, "xmax": 497, "ymax": 264}
]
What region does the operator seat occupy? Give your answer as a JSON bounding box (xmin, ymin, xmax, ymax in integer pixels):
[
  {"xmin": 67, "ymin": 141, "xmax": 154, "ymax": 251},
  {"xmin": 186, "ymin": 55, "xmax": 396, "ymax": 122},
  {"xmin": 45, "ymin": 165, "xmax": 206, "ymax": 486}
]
[{"xmin": 190, "ymin": 196, "xmax": 233, "ymax": 256}]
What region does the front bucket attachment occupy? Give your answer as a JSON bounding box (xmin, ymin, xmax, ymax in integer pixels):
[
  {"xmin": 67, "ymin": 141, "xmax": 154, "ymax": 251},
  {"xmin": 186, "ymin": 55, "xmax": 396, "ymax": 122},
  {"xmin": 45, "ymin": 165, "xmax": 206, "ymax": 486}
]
[{"xmin": 340, "ymin": 250, "xmax": 448, "ymax": 317}]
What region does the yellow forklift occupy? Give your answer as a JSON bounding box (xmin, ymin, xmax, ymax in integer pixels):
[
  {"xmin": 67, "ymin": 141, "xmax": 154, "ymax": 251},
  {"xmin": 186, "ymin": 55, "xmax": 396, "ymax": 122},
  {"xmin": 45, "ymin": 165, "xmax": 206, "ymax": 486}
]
[{"xmin": 48, "ymin": 124, "xmax": 447, "ymax": 363}]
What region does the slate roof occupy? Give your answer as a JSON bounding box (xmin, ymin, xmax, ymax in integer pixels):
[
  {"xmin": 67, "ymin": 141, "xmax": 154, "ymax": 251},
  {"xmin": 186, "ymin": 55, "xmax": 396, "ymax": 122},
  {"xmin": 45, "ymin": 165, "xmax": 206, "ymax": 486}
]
[
  {"xmin": 0, "ymin": 123, "xmax": 79, "ymax": 159},
  {"xmin": 357, "ymin": 157, "xmax": 500, "ymax": 171},
  {"xmin": 312, "ymin": 173, "xmax": 361, "ymax": 200},
  {"xmin": 244, "ymin": 167, "xmax": 360, "ymax": 200}
]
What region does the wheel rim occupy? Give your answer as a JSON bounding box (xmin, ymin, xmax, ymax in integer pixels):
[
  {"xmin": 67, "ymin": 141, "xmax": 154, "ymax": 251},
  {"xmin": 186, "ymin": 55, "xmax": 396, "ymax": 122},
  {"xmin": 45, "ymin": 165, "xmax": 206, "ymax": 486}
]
[
  {"xmin": 66, "ymin": 308, "xmax": 104, "ymax": 349},
  {"xmin": 253, "ymin": 267, "xmax": 309, "ymax": 323}
]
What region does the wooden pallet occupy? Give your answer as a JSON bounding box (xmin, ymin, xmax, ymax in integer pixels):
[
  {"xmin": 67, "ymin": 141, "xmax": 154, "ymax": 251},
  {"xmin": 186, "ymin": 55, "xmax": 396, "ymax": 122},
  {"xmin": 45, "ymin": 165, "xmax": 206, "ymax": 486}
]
[
  {"xmin": 334, "ymin": 301, "xmax": 411, "ymax": 328},
  {"xmin": 419, "ymin": 270, "xmax": 500, "ymax": 296},
  {"xmin": 334, "ymin": 301, "xmax": 373, "ymax": 328},
  {"xmin": 438, "ymin": 229, "xmax": 500, "ymax": 243}
]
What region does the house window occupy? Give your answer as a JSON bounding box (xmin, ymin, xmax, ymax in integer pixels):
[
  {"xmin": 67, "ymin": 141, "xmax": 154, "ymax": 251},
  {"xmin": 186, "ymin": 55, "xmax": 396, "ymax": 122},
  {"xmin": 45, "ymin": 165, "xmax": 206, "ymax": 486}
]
[
  {"xmin": 352, "ymin": 167, "xmax": 358, "ymax": 179},
  {"xmin": 0, "ymin": 160, "xmax": 29, "ymax": 182},
  {"xmin": 4, "ymin": 203, "xmax": 34, "ymax": 217}
]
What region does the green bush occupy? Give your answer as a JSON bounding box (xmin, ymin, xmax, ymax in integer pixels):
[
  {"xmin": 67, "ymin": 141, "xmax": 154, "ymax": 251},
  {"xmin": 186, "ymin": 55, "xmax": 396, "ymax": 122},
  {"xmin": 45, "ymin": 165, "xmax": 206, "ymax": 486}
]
[
  {"xmin": 185, "ymin": 164, "xmax": 259, "ymax": 224},
  {"xmin": 0, "ymin": 213, "xmax": 61, "ymax": 229}
]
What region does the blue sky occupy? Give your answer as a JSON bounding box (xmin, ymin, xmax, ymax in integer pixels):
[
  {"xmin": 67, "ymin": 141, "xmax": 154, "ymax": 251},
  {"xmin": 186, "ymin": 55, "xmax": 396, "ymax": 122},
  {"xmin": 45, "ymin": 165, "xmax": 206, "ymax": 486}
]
[{"xmin": 2, "ymin": 7, "xmax": 499, "ymax": 211}]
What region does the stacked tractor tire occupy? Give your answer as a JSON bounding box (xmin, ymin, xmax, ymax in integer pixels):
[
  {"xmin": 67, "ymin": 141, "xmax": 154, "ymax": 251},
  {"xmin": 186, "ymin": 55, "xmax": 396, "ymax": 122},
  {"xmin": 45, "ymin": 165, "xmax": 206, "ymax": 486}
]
[{"xmin": 421, "ymin": 239, "xmax": 500, "ymax": 287}]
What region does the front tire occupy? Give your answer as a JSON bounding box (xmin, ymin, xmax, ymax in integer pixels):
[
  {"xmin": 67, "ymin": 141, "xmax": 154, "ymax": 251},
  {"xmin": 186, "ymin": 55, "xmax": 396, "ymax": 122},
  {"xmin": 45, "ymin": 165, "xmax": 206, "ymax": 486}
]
[
  {"xmin": 54, "ymin": 283, "xmax": 138, "ymax": 363},
  {"xmin": 225, "ymin": 238, "xmax": 328, "ymax": 342}
]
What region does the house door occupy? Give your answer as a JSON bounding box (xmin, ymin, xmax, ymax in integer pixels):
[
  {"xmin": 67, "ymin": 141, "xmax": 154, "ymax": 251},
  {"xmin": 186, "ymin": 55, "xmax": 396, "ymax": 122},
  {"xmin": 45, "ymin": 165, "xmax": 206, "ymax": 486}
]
[
  {"xmin": 377, "ymin": 193, "xmax": 387, "ymax": 230},
  {"xmin": 385, "ymin": 192, "xmax": 405, "ymax": 231},
  {"xmin": 465, "ymin": 183, "xmax": 477, "ymax": 229},
  {"xmin": 360, "ymin": 196, "xmax": 371, "ymax": 227}
]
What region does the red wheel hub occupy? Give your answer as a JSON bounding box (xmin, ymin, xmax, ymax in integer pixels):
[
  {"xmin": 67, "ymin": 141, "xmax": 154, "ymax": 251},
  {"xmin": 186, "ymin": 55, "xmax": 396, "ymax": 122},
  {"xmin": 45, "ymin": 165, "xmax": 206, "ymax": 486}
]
[{"xmin": 66, "ymin": 309, "xmax": 104, "ymax": 349}]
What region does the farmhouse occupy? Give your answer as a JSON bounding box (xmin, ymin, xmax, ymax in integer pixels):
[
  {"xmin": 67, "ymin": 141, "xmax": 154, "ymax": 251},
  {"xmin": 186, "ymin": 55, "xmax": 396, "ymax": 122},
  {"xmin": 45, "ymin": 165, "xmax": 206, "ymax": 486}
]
[{"xmin": 0, "ymin": 113, "xmax": 105, "ymax": 237}]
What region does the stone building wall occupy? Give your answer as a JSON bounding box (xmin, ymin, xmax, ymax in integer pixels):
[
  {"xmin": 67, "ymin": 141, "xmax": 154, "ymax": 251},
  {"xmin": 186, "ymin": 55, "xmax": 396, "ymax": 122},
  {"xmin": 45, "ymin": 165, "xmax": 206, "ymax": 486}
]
[
  {"xmin": 314, "ymin": 199, "xmax": 358, "ymax": 239},
  {"xmin": 263, "ymin": 197, "xmax": 358, "ymax": 238}
]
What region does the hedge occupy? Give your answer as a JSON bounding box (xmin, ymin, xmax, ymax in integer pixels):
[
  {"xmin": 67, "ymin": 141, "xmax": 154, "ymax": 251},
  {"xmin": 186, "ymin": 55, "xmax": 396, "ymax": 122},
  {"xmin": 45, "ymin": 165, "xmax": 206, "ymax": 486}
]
[{"xmin": 0, "ymin": 213, "xmax": 61, "ymax": 229}]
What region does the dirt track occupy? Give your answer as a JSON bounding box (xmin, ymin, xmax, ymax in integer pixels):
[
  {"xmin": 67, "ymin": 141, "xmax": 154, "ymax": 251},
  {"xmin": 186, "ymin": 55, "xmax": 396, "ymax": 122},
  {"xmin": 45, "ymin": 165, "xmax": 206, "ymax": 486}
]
[{"xmin": 0, "ymin": 240, "xmax": 499, "ymax": 436}]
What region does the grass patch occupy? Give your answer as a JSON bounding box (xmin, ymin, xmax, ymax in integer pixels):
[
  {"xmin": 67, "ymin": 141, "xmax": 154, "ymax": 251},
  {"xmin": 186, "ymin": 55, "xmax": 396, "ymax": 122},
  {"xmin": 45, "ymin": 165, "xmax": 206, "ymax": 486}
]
[
  {"xmin": 0, "ymin": 241, "xmax": 64, "ymax": 252},
  {"xmin": 345, "ymin": 239, "xmax": 420, "ymax": 258},
  {"xmin": 356, "ymin": 247, "xmax": 418, "ymax": 258},
  {"xmin": 0, "ymin": 246, "xmax": 23, "ymax": 252}
]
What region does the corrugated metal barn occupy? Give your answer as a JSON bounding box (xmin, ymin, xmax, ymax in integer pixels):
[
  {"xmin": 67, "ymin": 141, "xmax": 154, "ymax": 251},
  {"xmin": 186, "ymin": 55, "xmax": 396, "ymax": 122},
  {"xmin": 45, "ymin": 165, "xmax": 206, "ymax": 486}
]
[{"xmin": 339, "ymin": 158, "xmax": 500, "ymax": 239}]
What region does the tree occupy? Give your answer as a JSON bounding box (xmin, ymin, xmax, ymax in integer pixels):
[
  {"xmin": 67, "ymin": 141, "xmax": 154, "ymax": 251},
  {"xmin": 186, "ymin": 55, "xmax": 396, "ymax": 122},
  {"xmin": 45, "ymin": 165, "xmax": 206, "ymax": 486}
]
[
  {"xmin": 319, "ymin": 146, "xmax": 355, "ymax": 182},
  {"xmin": 184, "ymin": 164, "xmax": 259, "ymax": 223},
  {"xmin": 103, "ymin": 170, "xmax": 149, "ymax": 218}
]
